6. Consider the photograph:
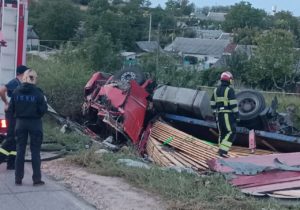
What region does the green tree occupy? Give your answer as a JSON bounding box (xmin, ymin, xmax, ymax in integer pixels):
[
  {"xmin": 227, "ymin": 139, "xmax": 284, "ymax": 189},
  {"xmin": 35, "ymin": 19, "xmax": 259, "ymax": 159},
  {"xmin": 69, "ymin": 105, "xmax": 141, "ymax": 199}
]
[
  {"xmin": 222, "ymin": 1, "xmax": 267, "ymax": 32},
  {"xmin": 82, "ymin": 27, "xmax": 121, "ymax": 71},
  {"xmin": 251, "ymin": 29, "xmax": 297, "ymax": 91},
  {"xmin": 272, "ymin": 11, "xmax": 300, "ymax": 47},
  {"xmin": 165, "ymin": 0, "xmax": 194, "ymax": 16},
  {"xmin": 233, "ymin": 27, "xmax": 260, "ymax": 45},
  {"xmin": 86, "ymin": 0, "xmax": 149, "ymax": 50},
  {"xmin": 29, "ymin": 0, "xmax": 81, "ymax": 44}
]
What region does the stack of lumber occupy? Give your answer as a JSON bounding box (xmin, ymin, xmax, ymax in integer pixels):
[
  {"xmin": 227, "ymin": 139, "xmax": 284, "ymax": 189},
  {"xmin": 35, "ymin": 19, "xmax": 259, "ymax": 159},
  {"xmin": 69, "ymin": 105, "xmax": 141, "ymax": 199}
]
[{"xmin": 146, "ymin": 121, "xmax": 273, "ymax": 171}]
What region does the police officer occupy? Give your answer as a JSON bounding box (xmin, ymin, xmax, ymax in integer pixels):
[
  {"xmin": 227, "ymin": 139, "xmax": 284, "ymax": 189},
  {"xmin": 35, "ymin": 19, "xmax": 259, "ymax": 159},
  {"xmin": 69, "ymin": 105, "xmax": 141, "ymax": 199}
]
[
  {"xmin": 8, "ymin": 69, "xmax": 47, "ymax": 185},
  {"xmin": 0, "ymin": 65, "xmax": 29, "ymax": 169},
  {"xmin": 210, "ymin": 71, "xmax": 239, "ymax": 157}
]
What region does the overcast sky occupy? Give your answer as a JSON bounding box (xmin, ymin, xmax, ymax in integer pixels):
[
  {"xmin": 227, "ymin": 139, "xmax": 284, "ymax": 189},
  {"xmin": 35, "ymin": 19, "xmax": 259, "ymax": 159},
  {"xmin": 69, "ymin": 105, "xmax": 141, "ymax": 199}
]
[{"xmin": 151, "ymin": 0, "xmax": 300, "ymax": 16}]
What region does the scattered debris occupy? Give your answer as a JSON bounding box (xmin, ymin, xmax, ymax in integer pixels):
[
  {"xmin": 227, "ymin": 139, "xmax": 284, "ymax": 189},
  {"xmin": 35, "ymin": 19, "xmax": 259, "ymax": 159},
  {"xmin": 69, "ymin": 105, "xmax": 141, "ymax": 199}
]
[
  {"xmin": 164, "ymin": 166, "xmax": 198, "ymax": 175},
  {"xmin": 207, "ymin": 152, "xmax": 300, "ymax": 174},
  {"xmin": 117, "ymin": 159, "xmax": 150, "ymax": 169},
  {"xmin": 208, "ymin": 152, "xmax": 300, "ymax": 198},
  {"xmin": 95, "ymin": 149, "xmax": 111, "ymax": 154},
  {"xmin": 103, "ymin": 141, "xmax": 119, "ymax": 151},
  {"xmin": 103, "ymin": 136, "xmax": 114, "ymax": 144}
]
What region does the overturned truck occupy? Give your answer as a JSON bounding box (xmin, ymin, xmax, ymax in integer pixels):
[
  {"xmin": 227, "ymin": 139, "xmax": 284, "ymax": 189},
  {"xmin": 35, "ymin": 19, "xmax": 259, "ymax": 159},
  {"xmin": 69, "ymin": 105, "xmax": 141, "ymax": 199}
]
[{"xmin": 82, "ymin": 68, "xmax": 300, "ymax": 153}]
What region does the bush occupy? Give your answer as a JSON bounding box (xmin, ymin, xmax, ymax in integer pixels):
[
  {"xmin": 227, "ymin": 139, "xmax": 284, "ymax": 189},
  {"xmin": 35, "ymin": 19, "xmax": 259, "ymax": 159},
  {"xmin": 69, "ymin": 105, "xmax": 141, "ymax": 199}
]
[{"xmin": 28, "ymin": 49, "xmax": 93, "ymax": 118}]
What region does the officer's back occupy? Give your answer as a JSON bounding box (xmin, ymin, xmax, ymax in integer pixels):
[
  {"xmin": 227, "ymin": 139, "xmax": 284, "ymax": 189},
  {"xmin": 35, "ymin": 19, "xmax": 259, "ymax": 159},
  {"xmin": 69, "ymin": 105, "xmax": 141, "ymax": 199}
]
[{"xmin": 12, "ymin": 83, "xmax": 47, "ymax": 119}]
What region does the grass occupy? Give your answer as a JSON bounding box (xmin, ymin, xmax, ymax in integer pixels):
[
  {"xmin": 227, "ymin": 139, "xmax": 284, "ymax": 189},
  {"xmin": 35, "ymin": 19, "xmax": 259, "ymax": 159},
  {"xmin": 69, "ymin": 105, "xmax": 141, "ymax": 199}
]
[
  {"xmin": 43, "ymin": 115, "xmax": 91, "ymax": 151},
  {"xmin": 66, "ymin": 149, "xmax": 299, "ymax": 210}
]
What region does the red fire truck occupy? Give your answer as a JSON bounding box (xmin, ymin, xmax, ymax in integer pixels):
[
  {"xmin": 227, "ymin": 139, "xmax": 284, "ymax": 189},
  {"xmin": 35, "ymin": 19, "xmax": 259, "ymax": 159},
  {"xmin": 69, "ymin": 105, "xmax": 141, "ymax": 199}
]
[{"xmin": 0, "ymin": 0, "xmax": 28, "ymax": 141}]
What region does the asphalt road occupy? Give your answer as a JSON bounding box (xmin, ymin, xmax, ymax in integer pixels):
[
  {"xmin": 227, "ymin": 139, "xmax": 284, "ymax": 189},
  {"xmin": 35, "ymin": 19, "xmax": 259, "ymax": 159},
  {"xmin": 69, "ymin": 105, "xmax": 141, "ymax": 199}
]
[{"xmin": 0, "ymin": 162, "xmax": 95, "ymax": 210}]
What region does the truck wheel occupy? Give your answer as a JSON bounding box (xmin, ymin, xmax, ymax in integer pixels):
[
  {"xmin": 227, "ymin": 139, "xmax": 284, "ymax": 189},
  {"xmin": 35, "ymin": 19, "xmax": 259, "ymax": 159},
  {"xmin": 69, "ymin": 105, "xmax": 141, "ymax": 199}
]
[
  {"xmin": 113, "ymin": 67, "xmax": 145, "ymax": 85},
  {"xmin": 236, "ymin": 90, "xmax": 266, "ymax": 120}
]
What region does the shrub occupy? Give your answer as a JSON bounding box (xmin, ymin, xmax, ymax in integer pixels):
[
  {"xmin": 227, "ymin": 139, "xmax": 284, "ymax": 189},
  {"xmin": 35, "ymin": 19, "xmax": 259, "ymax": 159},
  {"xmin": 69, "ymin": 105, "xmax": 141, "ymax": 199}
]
[{"xmin": 28, "ymin": 50, "xmax": 93, "ymax": 119}]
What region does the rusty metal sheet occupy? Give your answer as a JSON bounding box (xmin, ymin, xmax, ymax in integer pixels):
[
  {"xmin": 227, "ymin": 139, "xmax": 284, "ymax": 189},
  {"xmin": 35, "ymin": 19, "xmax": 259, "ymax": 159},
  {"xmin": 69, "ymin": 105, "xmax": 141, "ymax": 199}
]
[
  {"xmin": 242, "ymin": 180, "xmax": 300, "ymax": 194},
  {"xmin": 231, "ymin": 171, "xmax": 300, "ymax": 188},
  {"xmin": 207, "ymin": 152, "xmax": 300, "ymax": 174}
]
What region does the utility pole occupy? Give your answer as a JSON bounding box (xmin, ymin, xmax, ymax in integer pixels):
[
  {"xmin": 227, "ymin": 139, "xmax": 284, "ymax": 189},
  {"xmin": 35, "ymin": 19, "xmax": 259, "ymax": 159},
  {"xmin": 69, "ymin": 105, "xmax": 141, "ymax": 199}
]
[
  {"xmin": 148, "ymin": 13, "xmax": 152, "ymax": 42},
  {"xmin": 156, "ymin": 23, "xmax": 160, "ymax": 76}
]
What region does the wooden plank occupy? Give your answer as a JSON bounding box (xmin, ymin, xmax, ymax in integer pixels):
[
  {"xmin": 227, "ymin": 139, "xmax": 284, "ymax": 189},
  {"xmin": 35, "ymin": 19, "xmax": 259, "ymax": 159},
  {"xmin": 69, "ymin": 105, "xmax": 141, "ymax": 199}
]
[
  {"xmin": 151, "ymin": 132, "xmax": 219, "ymax": 158},
  {"xmin": 175, "ymin": 152, "xmax": 205, "ymax": 170}
]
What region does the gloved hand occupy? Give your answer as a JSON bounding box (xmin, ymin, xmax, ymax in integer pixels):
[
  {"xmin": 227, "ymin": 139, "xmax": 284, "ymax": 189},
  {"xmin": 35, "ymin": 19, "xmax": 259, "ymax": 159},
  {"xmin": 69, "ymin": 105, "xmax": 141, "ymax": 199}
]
[{"xmin": 234, "ymin": 113, "xmax": 240, "ymax": 123}]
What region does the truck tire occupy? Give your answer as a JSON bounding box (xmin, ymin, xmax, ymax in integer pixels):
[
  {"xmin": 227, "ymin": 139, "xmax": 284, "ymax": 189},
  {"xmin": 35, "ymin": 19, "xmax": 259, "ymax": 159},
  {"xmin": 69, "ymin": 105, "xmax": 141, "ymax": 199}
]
[
  {"xmin": 113, "ymin": 67, "xmax": 145, "ymax": 85},
  {"xmin": 236, "ymin": 90, "xmax": 266, "ymax": 120}
]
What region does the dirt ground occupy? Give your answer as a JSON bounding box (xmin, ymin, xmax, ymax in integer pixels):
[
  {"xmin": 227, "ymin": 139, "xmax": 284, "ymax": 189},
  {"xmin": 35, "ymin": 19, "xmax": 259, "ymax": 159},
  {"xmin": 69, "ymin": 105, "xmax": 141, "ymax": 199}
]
[{"xmin": 42, "ymin": 159, "xmax": 166, "ymax": 210}]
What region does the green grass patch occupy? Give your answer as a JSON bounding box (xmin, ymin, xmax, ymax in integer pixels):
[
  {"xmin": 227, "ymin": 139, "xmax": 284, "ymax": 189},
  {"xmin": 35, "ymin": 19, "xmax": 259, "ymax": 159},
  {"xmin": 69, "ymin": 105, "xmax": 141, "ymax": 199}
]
[
  {"xmin": 67, "ymin": 149, "xmax": 298, "ymax": 210},
  {"xmin": 43, "ymin": 116, "xmax": 91, "ymax": 151}
]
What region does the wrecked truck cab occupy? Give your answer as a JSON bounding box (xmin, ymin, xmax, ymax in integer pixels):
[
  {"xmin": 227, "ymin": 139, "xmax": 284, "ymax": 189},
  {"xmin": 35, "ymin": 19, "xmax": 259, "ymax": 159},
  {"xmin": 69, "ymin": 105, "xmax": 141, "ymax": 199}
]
[{"xmin": 82, "ymin": 68, "xmax": 155, "ymax": 144}]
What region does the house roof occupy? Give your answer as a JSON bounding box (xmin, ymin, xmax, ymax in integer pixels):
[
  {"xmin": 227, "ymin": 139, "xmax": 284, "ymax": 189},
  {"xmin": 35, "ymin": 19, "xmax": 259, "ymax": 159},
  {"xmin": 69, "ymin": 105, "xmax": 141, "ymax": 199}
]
[
  {"xmin": 224, "ymin": 43, "xmax": 237, "ymax": 54},
  {"xmin": 121, "ymin": 52, "xmax": 136, "ymax": 57},
  {"xmin": 213, "ymin": 54, "xmax": 230, "ymax": 68},
  {"xmin": 196, "ymin": 29, "xmax": 223, "ymax": 39},
  {"xmin": 27, "ymin": 25, "xmax": 39, "ymax": 39},
  {"xmin": 207, "ymin": 12, "xmax": 227, "ymax": 22},
  {"xmin": 136, "ymin": 41, "xmax": 162, "ymax": 53},
  {"xmin": 164, "ymin": 37, "xmax": 230, "ymax": 57},
  {"xmin": 218, "ymin": 33, "xmax": 232, "ymax": 40}
]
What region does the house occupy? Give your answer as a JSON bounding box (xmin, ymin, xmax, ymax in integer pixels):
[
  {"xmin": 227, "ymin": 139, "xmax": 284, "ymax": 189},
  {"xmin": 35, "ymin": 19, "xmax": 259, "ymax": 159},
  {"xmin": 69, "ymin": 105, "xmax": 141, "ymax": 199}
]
[
  {"xmin": 213, "ymin": 45, "xmax": 255, "ymax": 68},
  {"xmin": 164, "ymin": 37, "xmax": 230, "ymax": 69},
  {"xmin": 120, "ymin": 52, "xmax": 137, "ymax": 66},
  {"xmin": 27, "ymin": 25, "xmax": 39, "ymax": 50},
  {"xmin": 136, "ymin": 41, "xmax": 162, "ymax": 53},
  {"xmin": 207, "ymin": 12, "xmax": 227, "ymax": 22},
  {"xmin": 195, "ymin": 29, "xmax": 223, "ymax": 39}
]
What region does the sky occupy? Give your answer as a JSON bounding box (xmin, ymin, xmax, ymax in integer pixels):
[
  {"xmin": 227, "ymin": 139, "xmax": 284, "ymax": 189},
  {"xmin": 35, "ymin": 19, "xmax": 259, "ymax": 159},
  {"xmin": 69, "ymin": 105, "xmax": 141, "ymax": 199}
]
[{"xmin": 151, "ymin": 0, "xmax": 300, "ymax": 16}]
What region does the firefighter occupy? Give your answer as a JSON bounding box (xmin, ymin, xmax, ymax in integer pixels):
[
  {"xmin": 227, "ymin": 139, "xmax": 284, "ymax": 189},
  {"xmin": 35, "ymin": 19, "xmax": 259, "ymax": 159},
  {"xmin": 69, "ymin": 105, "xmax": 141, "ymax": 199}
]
[
  {"xmin": 7, "ymin": 69, "xmax": 47, "ymax": 185},
  {"xmin": 0, "ymin": 65, "xmax": 28, "ymax": 169},
  {"xmin": 210, "ymin": 71, "xmax": 239, "ymax": 157}
]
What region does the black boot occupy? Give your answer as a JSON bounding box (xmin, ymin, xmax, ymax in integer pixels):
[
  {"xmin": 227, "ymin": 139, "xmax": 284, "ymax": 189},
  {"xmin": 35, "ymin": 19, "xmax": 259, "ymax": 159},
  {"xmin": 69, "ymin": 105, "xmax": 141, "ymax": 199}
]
[
  {"xmin": 218, "ymin": 149, "xmax": 228, "ymax": 158},
  {"xmin": 6, "ymin": 156, "xmax": 15, "ymax": 170}
]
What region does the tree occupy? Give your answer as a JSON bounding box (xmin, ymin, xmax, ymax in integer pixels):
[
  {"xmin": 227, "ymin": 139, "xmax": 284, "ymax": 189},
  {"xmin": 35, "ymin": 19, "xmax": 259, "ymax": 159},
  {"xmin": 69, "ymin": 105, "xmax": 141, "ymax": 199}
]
[
  {"xmin": 272, "ymin": 11, "xmax": 300, "ymax": 47},
  {"xmin": 29, "ymin": 0, "xmax": 81, "ymax": 45},
  {"xmin": 86, "ymin": 0, "xmax": 150, "ymax": 50},
  {"xmin": 222, "ymin": 1, "xmax": 267, "ymax": 32},
  {"xmin": 251, "ymin": 29, "xmax": 297, "ymax": 91},
  {"xmin": 165, "ymin": 0, "xmax": 194, "ymax": 16},
  {"xmin": 233, "ymin": 27, "xmax": 260, "ymax": 45},
  {"xmin": 71, "ymin": 0, "xmax": 92, "ymax": 5},
  {"xmin": 82, "ymin": 27, "xmax": 121, "ymax": 71}
]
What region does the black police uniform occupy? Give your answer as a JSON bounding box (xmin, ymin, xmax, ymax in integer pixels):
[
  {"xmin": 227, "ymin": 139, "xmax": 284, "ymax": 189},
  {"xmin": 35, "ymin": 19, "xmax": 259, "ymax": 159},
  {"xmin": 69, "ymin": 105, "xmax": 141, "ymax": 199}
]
[
  {"xmin": 0, "ymin": 78, "xmax": 22, "ymax": 169},
  {"xmin": 210, "ymin": 80, "xmax": 239, "ymax": 156},
  {"xmin": 8, "ymin": 83, "xmax": 47, "ymax": 183}
]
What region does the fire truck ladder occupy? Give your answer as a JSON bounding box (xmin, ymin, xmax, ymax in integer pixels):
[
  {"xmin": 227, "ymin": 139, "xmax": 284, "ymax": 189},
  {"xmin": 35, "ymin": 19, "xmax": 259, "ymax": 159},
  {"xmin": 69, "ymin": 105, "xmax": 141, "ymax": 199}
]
[{"xmin": 0, "ymin": 0, "xmax": 28, "ymax": 86}]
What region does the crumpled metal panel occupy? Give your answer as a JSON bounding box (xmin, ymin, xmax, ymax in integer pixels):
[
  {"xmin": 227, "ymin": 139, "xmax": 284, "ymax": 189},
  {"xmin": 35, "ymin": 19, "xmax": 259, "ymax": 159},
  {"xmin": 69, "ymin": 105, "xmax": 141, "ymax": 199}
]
[
  {"xmin": 207, "ymin": 152, "xmax": 300, "ymax": 175},
  {"xmin": 123, "ymin": 80, "xmax": 149, "ymax": 144}
]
